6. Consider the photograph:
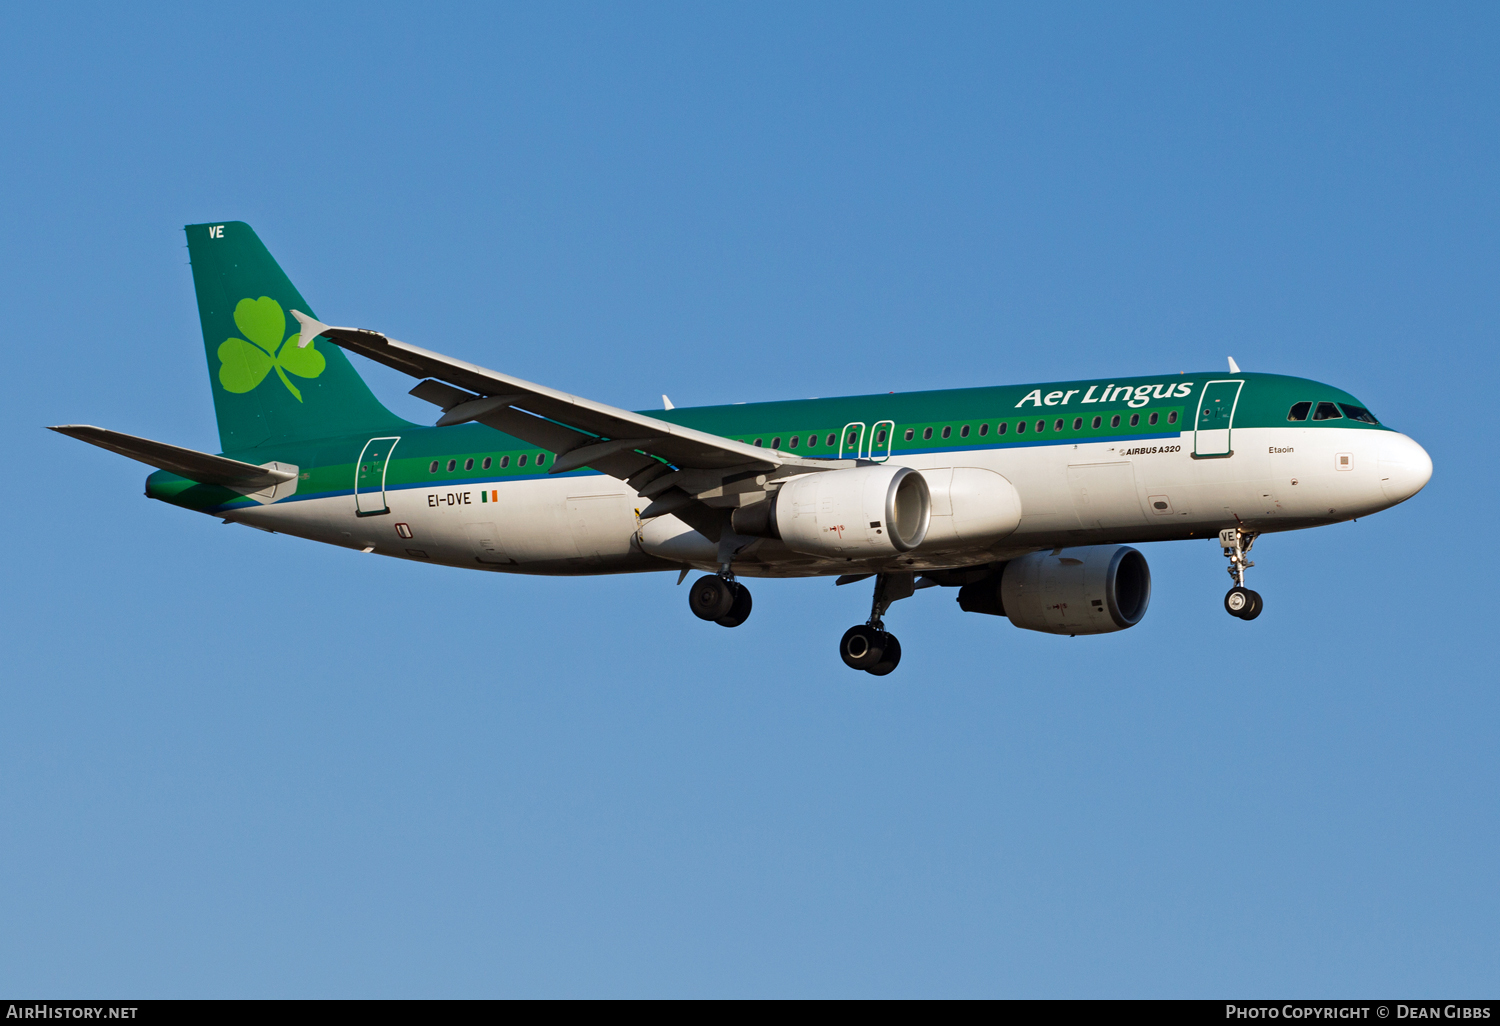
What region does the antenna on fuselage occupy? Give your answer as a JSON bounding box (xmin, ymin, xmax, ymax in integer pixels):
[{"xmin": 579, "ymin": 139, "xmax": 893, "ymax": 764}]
[{"xmin": 1227, "ymin": 357, "xmax": 1242, "ymax": 374}]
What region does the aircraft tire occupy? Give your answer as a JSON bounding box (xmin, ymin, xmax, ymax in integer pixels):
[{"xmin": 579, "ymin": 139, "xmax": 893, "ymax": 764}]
[
  {"xmin": 1224, "ymin": 587, "xmax": 1253, "ymax": 619},
  {"xmin": 840, "ymin": 625, "xmax": 888, "ymax": 670},
  {"xmin": 866, "ymin": 634, "xmax": 902, "ymax": 676},
  {"xmin": 690, "ymin": 575, "xmax": 736, "ymax": 621},
  {"xmin": 1239, "ymin": 590, "xmax": 1264, "ymax": 621},
  {"xmin": 715, "ymin": 582, "xmax": 753, "ymax": 628}
]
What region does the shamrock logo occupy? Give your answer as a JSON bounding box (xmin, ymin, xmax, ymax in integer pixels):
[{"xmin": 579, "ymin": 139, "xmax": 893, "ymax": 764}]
[{"xmin": 216, "ymin": 297, "xmax": 326, "ymax": 402}]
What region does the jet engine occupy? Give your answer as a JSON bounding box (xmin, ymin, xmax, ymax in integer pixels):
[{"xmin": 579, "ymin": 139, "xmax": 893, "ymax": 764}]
[
  {"xmin": 732, "ymin": 465, "xmax": 931, "ymax": 559},
  {"xmin": 957, "ymin": 544, "xmax": 1151, "ymax": 635}
]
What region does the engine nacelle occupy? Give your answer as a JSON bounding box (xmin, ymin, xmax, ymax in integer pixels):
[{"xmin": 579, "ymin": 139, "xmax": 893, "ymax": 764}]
[
  {"xmin": 958, "ymin": 545, "xmax": 1152, "ymax": 635},
  {"xmin": 732, "ymin": 465, "xmax": 931, "ymax": 559},
  {"xmin": 916, "ymin": 467, "xmax": 1023, "ymax": 551}
]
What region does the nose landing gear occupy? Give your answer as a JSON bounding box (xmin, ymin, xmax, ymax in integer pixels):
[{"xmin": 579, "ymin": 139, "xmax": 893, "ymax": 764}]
[
  {"xmin": 839, "ymin": 573, "xmax": 913, "ymax": 675},
  {"xmin": 1220, "ymin": 527, "xmax": 1263, "ymax": 620}
]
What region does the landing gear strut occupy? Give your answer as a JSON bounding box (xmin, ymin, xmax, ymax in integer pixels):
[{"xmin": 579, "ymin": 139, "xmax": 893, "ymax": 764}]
[
  {"xmin": 1219, "ymin": 527, "xmax": 1263, "ymax": 621},
  {"xmin": 840, "ymin": 573, "xmax": 912, "ymax": 675},
  {"xmin": 689, "ymin": 573, "xmax": 753, "ymax": 628}
]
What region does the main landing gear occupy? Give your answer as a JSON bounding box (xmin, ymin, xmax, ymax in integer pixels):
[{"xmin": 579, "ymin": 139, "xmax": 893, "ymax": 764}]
[
  {"xmin": 840, "ymin": 573, "xmax": 914, "ymax": 676},
  {"xmin": 689, "ymin": 573, "xmax": 753, "ymax": 628},
  {"xmin": 1220, "ymin": 527, "xmax": 1263, "ymax": 621}
]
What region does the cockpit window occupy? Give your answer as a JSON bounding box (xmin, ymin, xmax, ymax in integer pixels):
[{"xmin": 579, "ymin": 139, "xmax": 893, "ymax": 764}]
[
  {"xmin": 1287, "ymin": 402, "xmax": 1312, "ymax": 421},
  {"xmin": 1339, "ymin": 403, "xmax": 1379, "ymax": 424},
  {"xmin": 1312, "ymin": 402, "xmax": 1343, "ymax": 421}
]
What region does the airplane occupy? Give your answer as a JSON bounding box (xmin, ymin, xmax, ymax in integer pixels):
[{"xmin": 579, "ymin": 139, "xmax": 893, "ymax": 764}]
[{"xmin": 52, "ymin": 221, "xmax": 1433, "ymax": 675}]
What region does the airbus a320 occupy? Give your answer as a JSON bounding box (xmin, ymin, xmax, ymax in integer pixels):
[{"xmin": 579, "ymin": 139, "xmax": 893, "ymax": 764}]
[{"xmin": 53, "ymin": 222, "xmax": 1433, "ymax": 675}]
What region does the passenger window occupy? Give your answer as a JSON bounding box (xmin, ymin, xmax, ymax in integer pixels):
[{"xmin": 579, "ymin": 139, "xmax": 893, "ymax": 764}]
[
  {"xmin": 923, "ymin": 427, "xmax": 933, "ymax": 440},
  {"xmin": 1287, "ymin": 401, "xmax": 1312, "ymax": 421},
  {"xmin": 464, "ymin": 458, "xmax": 474, "ymax": 471},
  {"xmin": 978, "ymin": 423, "xmax": 988, "ymax": 436},
  {"xmin": 960, "ymin": 425, "xmax": 969, "ymax": 438},
  {"xmin": 1339, "ymin": 403, "xmax": 1379, "ymax": 424},
  {"xmin": 1036, "ymin": 420, "xmax": 1046, "ymax": 432},
  {"xmin": 754, "ymin": 438, "xmax": 763, "ymax": 447},
  {"xmin": 1148, "ymin": 412, "xmax": 1158, "ymax": 425},
  {"xmin": 446, "ymin": 459, "xmax": 456, "ymax": 471},
  {"xmin": 1092, "ymin": 416, "xmax": 1101, "ymax": 429},
  {"xmin": 941, "ymin": 426, "xmax": 951, "ymax": 439},
  {"xmin": 1129, "ymin": 414, "xmax": 1139, "ymax": 427},
  {"xmin": 1072, "ymin": 417, "xmax": 1082, "ymax": 430},
  {"xmin": 1016, "ymin": 421, "xmax": 1026, "ymax": 434},
  {"xmin": 827, "ymin": 434, "xmax": 836, "ymax": 446},
  {"xmin": 518, "ymin": 455, "xmax": 528, "ymax": 467},
  {"xmin": 1054, "ymin": 418, "xmax": 1063, "ymax": 431},
  {"xmin": 904, "ymin": 429, "xmax": 914, "ymax": 441},
  {"xmin": 1110, "ymin": 415, "xmax": 1121, "ymax": 428},
  {"xmin": 1167, "ymin": 411, "xmax": 1178, "ymax": 424},
  {"xmin": 997, "ymin": 422, "xmax": 1007, "ymax": 435},
  {"xmin": 771, "ymin": 437, "xmax": 781, "ymax": 449},
  {"xmin": 846, "ymin": 430, "xmax": 858, "ymax": 446},
  {"xmin": 536, "ymin": 454, "xmax": 546, "ymax": 466},
  {"xmin": 482, "ymin": 457, "xmax": 491, "ymax": 470},
  {"xmin": 500, "ymin": 456, "xmax": 509, "ymax": 468},
  {"xmin": 876, "ymin": 429, "xmax": 887, "ymax": 444},
  {"xmin": 1313, "ymin": 402, "xmax": 1343, "ymax": 421},
  {"xmin": 429, "ymin": 460, "xmax": 439, "ymax": 473}
]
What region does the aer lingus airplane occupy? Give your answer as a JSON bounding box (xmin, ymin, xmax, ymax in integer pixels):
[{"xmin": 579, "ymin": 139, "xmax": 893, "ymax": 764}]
[{"xmin": 54, "ymin": 222, "xmax": 1432, "ymax": 675}]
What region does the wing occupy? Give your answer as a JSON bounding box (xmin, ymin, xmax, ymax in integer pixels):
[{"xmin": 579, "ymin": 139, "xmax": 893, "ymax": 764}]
[
  {"xmin": 289, "ymin": 311, "xmax": 849, "ymax": 524},
  {"xmin": 48, "ymin": 425, "xmax": 296, "ymax": 488}
]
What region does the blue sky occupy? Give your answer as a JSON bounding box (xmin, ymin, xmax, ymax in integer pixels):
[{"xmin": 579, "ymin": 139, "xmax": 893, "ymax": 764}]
[{"xmin": 1, "ymin": 2, "xmax": 1495, "ymax": 997}]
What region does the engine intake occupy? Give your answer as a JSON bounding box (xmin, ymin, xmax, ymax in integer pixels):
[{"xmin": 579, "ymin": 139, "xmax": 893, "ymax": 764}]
[
  {"xmin": 958, "ymin": 544, "xmax": 1151, "ymax": 635},
  {"xmin": 732, "ymin": 465, "xmax": 931, "ymax": 558}
]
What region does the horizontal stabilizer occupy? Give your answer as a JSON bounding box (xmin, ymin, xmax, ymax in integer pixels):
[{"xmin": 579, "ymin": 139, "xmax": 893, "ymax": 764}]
[{"xmin": 47, "ymin": 425, "xmax": 297, "ymax": 488}]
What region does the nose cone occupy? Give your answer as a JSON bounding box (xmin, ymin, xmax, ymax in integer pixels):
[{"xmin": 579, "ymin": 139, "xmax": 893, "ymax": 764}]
[{"xmin": 1378, "ymin": 433, "xmax": 1433, "ymax": 504}]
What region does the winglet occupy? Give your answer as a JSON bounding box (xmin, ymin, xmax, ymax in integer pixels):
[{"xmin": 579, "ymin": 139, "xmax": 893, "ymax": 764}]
[
  {"xmin": 290, "ymin": 310, "xmax": 335, "ymax": 348},
  {"xmin": 663, "ymin": 395, "xmax": 675, "ymax": 410},
  {"xmin": 1228, "ymin": 357, "xmax": 1241, "ymax": 374}
]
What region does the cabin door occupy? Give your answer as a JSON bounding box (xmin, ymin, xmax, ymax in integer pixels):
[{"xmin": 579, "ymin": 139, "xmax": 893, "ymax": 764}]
[
  {"xmin": 355, "ymin": 436, "xmax": 401, "ymax": 516},
  {"xmin": 1193, "ymin": 381, "xmax": 1244, "ymax": 458}
]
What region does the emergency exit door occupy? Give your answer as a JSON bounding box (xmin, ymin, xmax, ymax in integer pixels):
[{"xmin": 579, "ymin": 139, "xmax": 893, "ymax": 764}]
[
  {"xmin": 1193, "ymin": 381, "xmax": 1243, "ymax": 458},
  {"xmin": 837, "ymin": 420, "xmax": 895, "ymax": 462}
]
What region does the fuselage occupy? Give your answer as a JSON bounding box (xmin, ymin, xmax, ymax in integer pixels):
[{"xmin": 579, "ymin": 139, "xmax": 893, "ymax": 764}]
[{"xmin": 146, "ymin": 370, "xmax": 1432, "ymax": 577}]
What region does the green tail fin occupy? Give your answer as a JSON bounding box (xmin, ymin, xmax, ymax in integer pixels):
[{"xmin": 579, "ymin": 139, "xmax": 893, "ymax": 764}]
[{"xmin": 186, "ymin": 221, "xmax": 409, "ymax": 451}]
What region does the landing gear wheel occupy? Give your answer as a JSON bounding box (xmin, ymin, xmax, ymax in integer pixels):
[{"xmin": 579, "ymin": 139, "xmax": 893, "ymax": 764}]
[
  {"xmin": 715, "ymin": 581, "xmax": 753, "ymax": 628},
  {"xmin": 840, "ymin": 625, "xmax": 888, "ymax": 670},
  {"xmin": 1239, "ymin": 589, "xmax": 1263, "ymax": 620},
  {"xmin": 1224, "ymin": 586, "xmax": 1263, "ymax": 620},
  {"xmin": 689, "ymin": 575, "xmax": 735, "ymax": 621},
  {"xmin": 866, "ymin": 633, "xmax": 902, "ymax": 676}
]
